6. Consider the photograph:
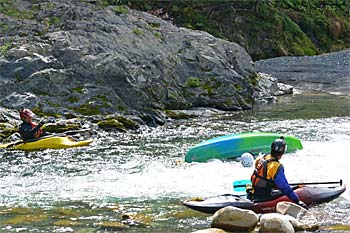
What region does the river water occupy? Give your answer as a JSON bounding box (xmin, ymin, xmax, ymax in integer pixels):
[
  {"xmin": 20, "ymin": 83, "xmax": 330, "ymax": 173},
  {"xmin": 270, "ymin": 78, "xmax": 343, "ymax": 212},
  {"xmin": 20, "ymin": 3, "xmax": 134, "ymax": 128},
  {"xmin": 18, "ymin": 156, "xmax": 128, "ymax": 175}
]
[{"xmin": 0, "ymin": 91, "xmax": 349, "ymax": 232}]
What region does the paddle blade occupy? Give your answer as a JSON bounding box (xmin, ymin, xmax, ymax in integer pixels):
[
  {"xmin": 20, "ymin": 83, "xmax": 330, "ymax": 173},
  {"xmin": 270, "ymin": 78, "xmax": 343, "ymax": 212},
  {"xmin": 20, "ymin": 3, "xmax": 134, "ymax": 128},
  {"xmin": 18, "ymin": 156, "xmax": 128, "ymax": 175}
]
[{"xmin": 233, "ymin": 180, "xmax": 252, "ymax": 192}]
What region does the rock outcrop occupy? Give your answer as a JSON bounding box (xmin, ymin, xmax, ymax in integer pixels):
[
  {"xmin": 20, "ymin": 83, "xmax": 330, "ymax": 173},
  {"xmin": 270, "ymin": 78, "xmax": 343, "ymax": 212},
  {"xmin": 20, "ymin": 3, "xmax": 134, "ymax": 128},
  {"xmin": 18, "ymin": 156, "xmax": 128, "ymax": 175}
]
[{"xmin": 0, "ymin": 0, "xmax": 288, "ymax": 129}]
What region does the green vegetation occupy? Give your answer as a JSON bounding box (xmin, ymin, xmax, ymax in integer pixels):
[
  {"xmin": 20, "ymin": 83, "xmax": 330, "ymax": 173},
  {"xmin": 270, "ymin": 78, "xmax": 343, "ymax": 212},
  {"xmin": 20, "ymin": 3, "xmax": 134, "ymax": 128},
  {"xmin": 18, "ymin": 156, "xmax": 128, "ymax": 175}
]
[
  {"xmin": 249, "ymin": 74, "xmax": 259, "ymax": 86},
  {"xmin": 148, "ymin": 22, "xmax": 160, "ymax": 28},
  {"xmin": 44, "ymin": 123, "xmax": 81, "ymax": 133},
  {"xmin": 202, "ymin": 77, "xmax": 222, "ymax": 96},
  {"xmin": 0, "ymin": 41, "xmax": 12, "ymax": 56},
  {"xmin": 185, "ymin": 76, "xmax": 224, "ymax": 96},
  {"xmin": 67, "ymin": 96, "xmax": 80, "ymax": 103},
  {"xmin": 72, "ymin": 86, "xmax": 85, "ymax": 94},
  {"xmin": 233, "ymin": 83, "xmax": 243, "ymax": 92},
  {"xmin": 185, "ymin": 77, "xmax": 200, "ymax": 88},
  {"xmin": 74, "ymin": 102, "xmax": 101, "ymax": 115},
  {"xmin": 97, "ymin": 119, "xmax": 126, "ymax": 132},
  {"xmin": 45, "ymin": 17, "xmax": 61, "ymax": 27},
  {"xmin": 47, "ymin": 101, "xmax": 61, "ymax": 108},
  {"xmin": 114, "ymin": 116, "xmax": 139, "ymax": 130},
  {"xmin": 32, "ymin": 107, "xmax": 61, "ymax": 118},
  {"xmin": 0, "ymin": 123, "xmax": 17, "ymax": 140},
  {"xmin": 96, "ymin": 115, "xmax": 139, "ymax": 131},
  {"xmin": 117, "ymin": 105, "xmax": 127, "ymax": 111},
  {"xmin": 32, "ymin": 107, "xmax": 48, "ymax": 117},
  {"xmin": 0, "ymin": 0, "xmax": 34, "ymax": 19},
  {"xmin": 113, "ymin": 0, "xmax": 349, "ymax": 60},
  {"xmin": 153, "ymin": 31, "xmax": 163, "ymax": 40},
  {"xmin": 113, "ymin": 5, "xmax": 128, "ymax": 14},
  {"xmin": 133, "ymin": 28, "xmax": 144, "ymax": 36},
  {"xmin": 53, "ymin": 220, "xmax": 82, "ymax": 227}
]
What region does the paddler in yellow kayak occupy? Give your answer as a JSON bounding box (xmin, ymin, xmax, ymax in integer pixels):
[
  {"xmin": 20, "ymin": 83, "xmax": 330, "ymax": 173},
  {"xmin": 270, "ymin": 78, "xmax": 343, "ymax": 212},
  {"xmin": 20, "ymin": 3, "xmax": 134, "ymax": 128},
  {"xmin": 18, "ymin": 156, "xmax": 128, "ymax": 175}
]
[{"xmin": 18, "ymin": 108, "xmax": 50, "ymax": 141}]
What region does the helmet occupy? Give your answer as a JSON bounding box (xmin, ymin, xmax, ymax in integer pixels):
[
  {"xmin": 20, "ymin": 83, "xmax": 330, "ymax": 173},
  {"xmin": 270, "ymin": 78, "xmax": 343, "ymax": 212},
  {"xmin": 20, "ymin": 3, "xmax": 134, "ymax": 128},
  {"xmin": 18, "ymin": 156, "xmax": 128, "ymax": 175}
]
[
  {"xmin": 271, "ymin": 136, "xmax": 286, "ymax": 154},
  {"xmin": 241, "ymin": 152, "xmax": 254, "ymax": 167},
  {"xmin": 19, "ymin": 108, "xmax": 34, "ymax": 120}
]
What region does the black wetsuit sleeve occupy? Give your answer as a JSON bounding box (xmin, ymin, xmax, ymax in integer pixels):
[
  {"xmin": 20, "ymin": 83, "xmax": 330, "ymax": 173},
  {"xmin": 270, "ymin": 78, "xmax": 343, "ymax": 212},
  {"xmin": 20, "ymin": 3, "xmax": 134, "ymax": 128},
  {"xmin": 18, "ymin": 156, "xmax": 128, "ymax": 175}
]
[{"xmin": 19, "ymin": 123, "xmax": 41, "ymax": 140}]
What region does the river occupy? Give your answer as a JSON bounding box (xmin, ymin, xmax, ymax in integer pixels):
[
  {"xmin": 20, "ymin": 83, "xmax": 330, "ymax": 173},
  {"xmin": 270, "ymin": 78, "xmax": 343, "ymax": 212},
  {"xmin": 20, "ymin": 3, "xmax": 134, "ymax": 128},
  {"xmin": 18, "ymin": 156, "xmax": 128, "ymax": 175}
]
[{"xmin": 0, "ymin": 91, "xmax": 349, "ymax": 232}]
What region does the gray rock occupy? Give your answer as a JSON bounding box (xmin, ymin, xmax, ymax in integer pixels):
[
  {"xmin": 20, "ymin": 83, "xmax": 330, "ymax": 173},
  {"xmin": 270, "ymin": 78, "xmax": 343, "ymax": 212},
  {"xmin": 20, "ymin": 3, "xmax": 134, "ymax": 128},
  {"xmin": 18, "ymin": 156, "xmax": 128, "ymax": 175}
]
[
  {"xmin": 0, "ymin": 1, "xmax": 264, "ymax": 124},
  {"xmin": 276, "ymin": 201, "xmax": 319, "ymax": 231},
  {"xmin": 211, "ymin": 206, "xmax": 258, "ymax": 231},
  {"xmin": 256, "ymin": 49, "xmax": 350, "ymax": 95},
  {"xmin": 1, "ymin": 92, "xmax": 40, "ymax": 109},
  {"xmin": 258, "ymin": 213, "xmax": 295, "ymax": 233}
]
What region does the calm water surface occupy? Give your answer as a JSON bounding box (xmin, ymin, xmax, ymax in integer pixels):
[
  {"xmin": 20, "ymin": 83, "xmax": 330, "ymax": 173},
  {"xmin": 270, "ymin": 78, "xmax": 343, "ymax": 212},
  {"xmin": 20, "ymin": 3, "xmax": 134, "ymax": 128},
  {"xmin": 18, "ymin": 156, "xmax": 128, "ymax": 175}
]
[{"xmin": 1, "ymin": 92, "xmax": 349, "ymax": 232}]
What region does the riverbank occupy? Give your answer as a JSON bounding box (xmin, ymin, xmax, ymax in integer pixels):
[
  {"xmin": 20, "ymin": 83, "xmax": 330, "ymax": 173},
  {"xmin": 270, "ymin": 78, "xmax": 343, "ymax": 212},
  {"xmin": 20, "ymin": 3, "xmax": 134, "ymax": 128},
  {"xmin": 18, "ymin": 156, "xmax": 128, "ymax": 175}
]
[{"xmin": 256, "ymin": 49, "xmax": 350, "ymax": 96}]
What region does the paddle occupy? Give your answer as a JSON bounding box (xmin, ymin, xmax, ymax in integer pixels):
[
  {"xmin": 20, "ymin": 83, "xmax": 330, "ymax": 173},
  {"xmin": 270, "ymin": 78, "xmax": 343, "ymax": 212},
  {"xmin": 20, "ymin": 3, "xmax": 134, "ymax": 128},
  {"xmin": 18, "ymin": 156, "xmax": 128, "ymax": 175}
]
[
  {"xmin": 233, "ymin": 180, "xmax": 252, "ymax": 192},
  {"xmin": 233, "ymin": 179, "xmax": 343, "ymax": 191}
]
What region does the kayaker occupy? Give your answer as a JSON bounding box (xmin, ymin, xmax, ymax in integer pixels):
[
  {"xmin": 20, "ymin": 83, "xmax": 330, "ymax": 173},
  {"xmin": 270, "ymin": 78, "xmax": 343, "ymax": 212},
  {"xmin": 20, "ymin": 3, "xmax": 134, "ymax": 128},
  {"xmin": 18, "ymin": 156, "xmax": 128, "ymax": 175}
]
[
  {"xmin": 18, "ymin": 108, "xmax": 48, "ymax": 141},
  {"xmin": 249, "ymin": 136, "xmax": 308, "ymax": 209}
]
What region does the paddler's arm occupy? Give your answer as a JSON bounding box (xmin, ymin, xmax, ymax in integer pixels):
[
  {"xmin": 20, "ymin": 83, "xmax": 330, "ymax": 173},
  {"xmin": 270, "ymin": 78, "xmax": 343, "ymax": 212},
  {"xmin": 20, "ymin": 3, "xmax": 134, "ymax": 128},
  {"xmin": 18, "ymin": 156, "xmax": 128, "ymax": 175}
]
[
  {"xmin": 275, "ymin": 169, "xmax": 308, "ymax": 209},
  {"xmin": 274, "ymin": 166, "xmax": 300, "ymax": 203}
]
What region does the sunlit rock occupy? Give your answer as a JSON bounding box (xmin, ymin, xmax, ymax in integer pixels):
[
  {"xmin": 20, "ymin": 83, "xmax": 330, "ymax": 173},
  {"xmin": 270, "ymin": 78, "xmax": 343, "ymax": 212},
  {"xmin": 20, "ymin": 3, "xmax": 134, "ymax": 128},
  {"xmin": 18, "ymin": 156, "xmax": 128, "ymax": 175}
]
[
  {"xmin": 275, "ymin": 83, "xmax": 293, "ymax": 96},
  {"xmin": 211, "ymin": 206, "xmax": 258, "ymax": 231},
  {"xmin": 258, "ymin": 213, "xmax": 295, "ymax": 233},
  {"xmin": 276, "ymin": 201, "xmax": 319, "ymax": 231}
]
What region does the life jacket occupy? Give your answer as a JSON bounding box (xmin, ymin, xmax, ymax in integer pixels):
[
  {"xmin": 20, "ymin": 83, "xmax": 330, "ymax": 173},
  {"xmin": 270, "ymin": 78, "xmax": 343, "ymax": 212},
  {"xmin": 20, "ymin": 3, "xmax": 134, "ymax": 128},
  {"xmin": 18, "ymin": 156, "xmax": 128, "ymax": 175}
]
[
  {"xmin": 251, "ymin": 154, "xmax": 281, "ymax": 193},
  {"xmin": 31, "ymin": 122, "xmax": 43, "ymax": 138}
]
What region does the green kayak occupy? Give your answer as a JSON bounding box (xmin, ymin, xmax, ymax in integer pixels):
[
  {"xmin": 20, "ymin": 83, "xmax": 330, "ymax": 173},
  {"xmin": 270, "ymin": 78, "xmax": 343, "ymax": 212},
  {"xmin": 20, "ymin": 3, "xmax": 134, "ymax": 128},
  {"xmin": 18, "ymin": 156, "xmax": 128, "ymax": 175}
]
[{"xmin": 185, "ymin": 132, "xmax": 303, "ymax": 163}]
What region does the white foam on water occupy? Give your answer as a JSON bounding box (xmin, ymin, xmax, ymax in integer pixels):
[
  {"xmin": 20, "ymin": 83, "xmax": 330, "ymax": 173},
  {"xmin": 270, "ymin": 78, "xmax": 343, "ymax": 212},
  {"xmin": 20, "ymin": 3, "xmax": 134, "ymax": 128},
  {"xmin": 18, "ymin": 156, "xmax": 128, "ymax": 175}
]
[{"xmin": 1, "ymin": 117, "xmax": 349, "ymax": 206}]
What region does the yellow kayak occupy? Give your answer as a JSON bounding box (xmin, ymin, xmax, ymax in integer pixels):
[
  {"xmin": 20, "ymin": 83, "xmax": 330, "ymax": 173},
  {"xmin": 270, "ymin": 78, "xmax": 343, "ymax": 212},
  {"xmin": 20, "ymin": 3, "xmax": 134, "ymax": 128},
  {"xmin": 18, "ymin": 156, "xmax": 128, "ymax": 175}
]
[{"xmin": 0, "ymin": 136, "xmax": 93, "ymax": 151}]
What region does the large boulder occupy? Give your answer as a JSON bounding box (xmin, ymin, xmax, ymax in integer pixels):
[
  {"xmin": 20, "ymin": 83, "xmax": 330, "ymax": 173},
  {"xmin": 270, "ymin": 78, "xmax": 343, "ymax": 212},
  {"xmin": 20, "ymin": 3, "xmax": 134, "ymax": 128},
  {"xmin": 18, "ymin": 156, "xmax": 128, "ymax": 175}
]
[
  {"xmin": 0, "ymin": 0, "xmax": 266, "ymax": 123},
  {"xmin": 258, "ymin": 213, "xmax": 295, "ymax": 233},
  {"xmin": 276, "ymin": 201, "xmax": 319, "ymax": 231},
  {"xmin": 211, "ymin": 206, "xmax": 258, "ymax": 231}
]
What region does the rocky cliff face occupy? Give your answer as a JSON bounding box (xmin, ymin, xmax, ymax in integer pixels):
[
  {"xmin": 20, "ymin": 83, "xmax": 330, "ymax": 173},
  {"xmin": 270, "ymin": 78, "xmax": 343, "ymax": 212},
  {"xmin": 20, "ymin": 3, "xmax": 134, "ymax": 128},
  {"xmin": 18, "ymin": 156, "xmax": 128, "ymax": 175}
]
[{"xmin": 0, "ymin": 0, "xmax": 281, "ymax": 127}]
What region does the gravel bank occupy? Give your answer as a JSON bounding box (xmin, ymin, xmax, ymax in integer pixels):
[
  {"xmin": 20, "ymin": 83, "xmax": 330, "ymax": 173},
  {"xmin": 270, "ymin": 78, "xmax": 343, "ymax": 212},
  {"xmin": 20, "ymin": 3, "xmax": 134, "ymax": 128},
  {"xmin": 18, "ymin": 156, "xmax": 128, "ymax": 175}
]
[{"xmin": 255, "ymin": 49, "xmax": 350, "ymax": 95}]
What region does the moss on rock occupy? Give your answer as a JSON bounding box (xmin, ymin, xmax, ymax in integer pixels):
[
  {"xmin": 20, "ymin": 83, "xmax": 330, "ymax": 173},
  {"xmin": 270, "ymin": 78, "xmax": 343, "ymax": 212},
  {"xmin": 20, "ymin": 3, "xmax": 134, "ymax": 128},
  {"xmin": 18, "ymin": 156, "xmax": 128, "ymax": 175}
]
[
  {"xmin": 97, "ymin": 119, "xmax": 127, "ymax": 132},
  {"xmin": 95, "ymin": 221, "xmax": 129, "ymax": 230},
  {"xmin": 53, "ymin": 219, "xmax": 82, "ymax": 227},
  {"xmin": 74, "ymin": 102, "xmax": 101, "ymax": 115},
  {"xmin": 2, "ymin": 212, "xmax": 48, "ymax": 225},
  {"xmin": 43, "ymin": 123, "xmax": 81, "ymax": 133},
  {"xmin": 165, "ymin": 110, "xmax": 194, "ymax": 119},
  {"xmin": 0, "ymin": 123, "xmax": 17, "ymax": 140},
  {"xmin": 97, "ymin": 116, "xmax": 139, "ymax": 132}
]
